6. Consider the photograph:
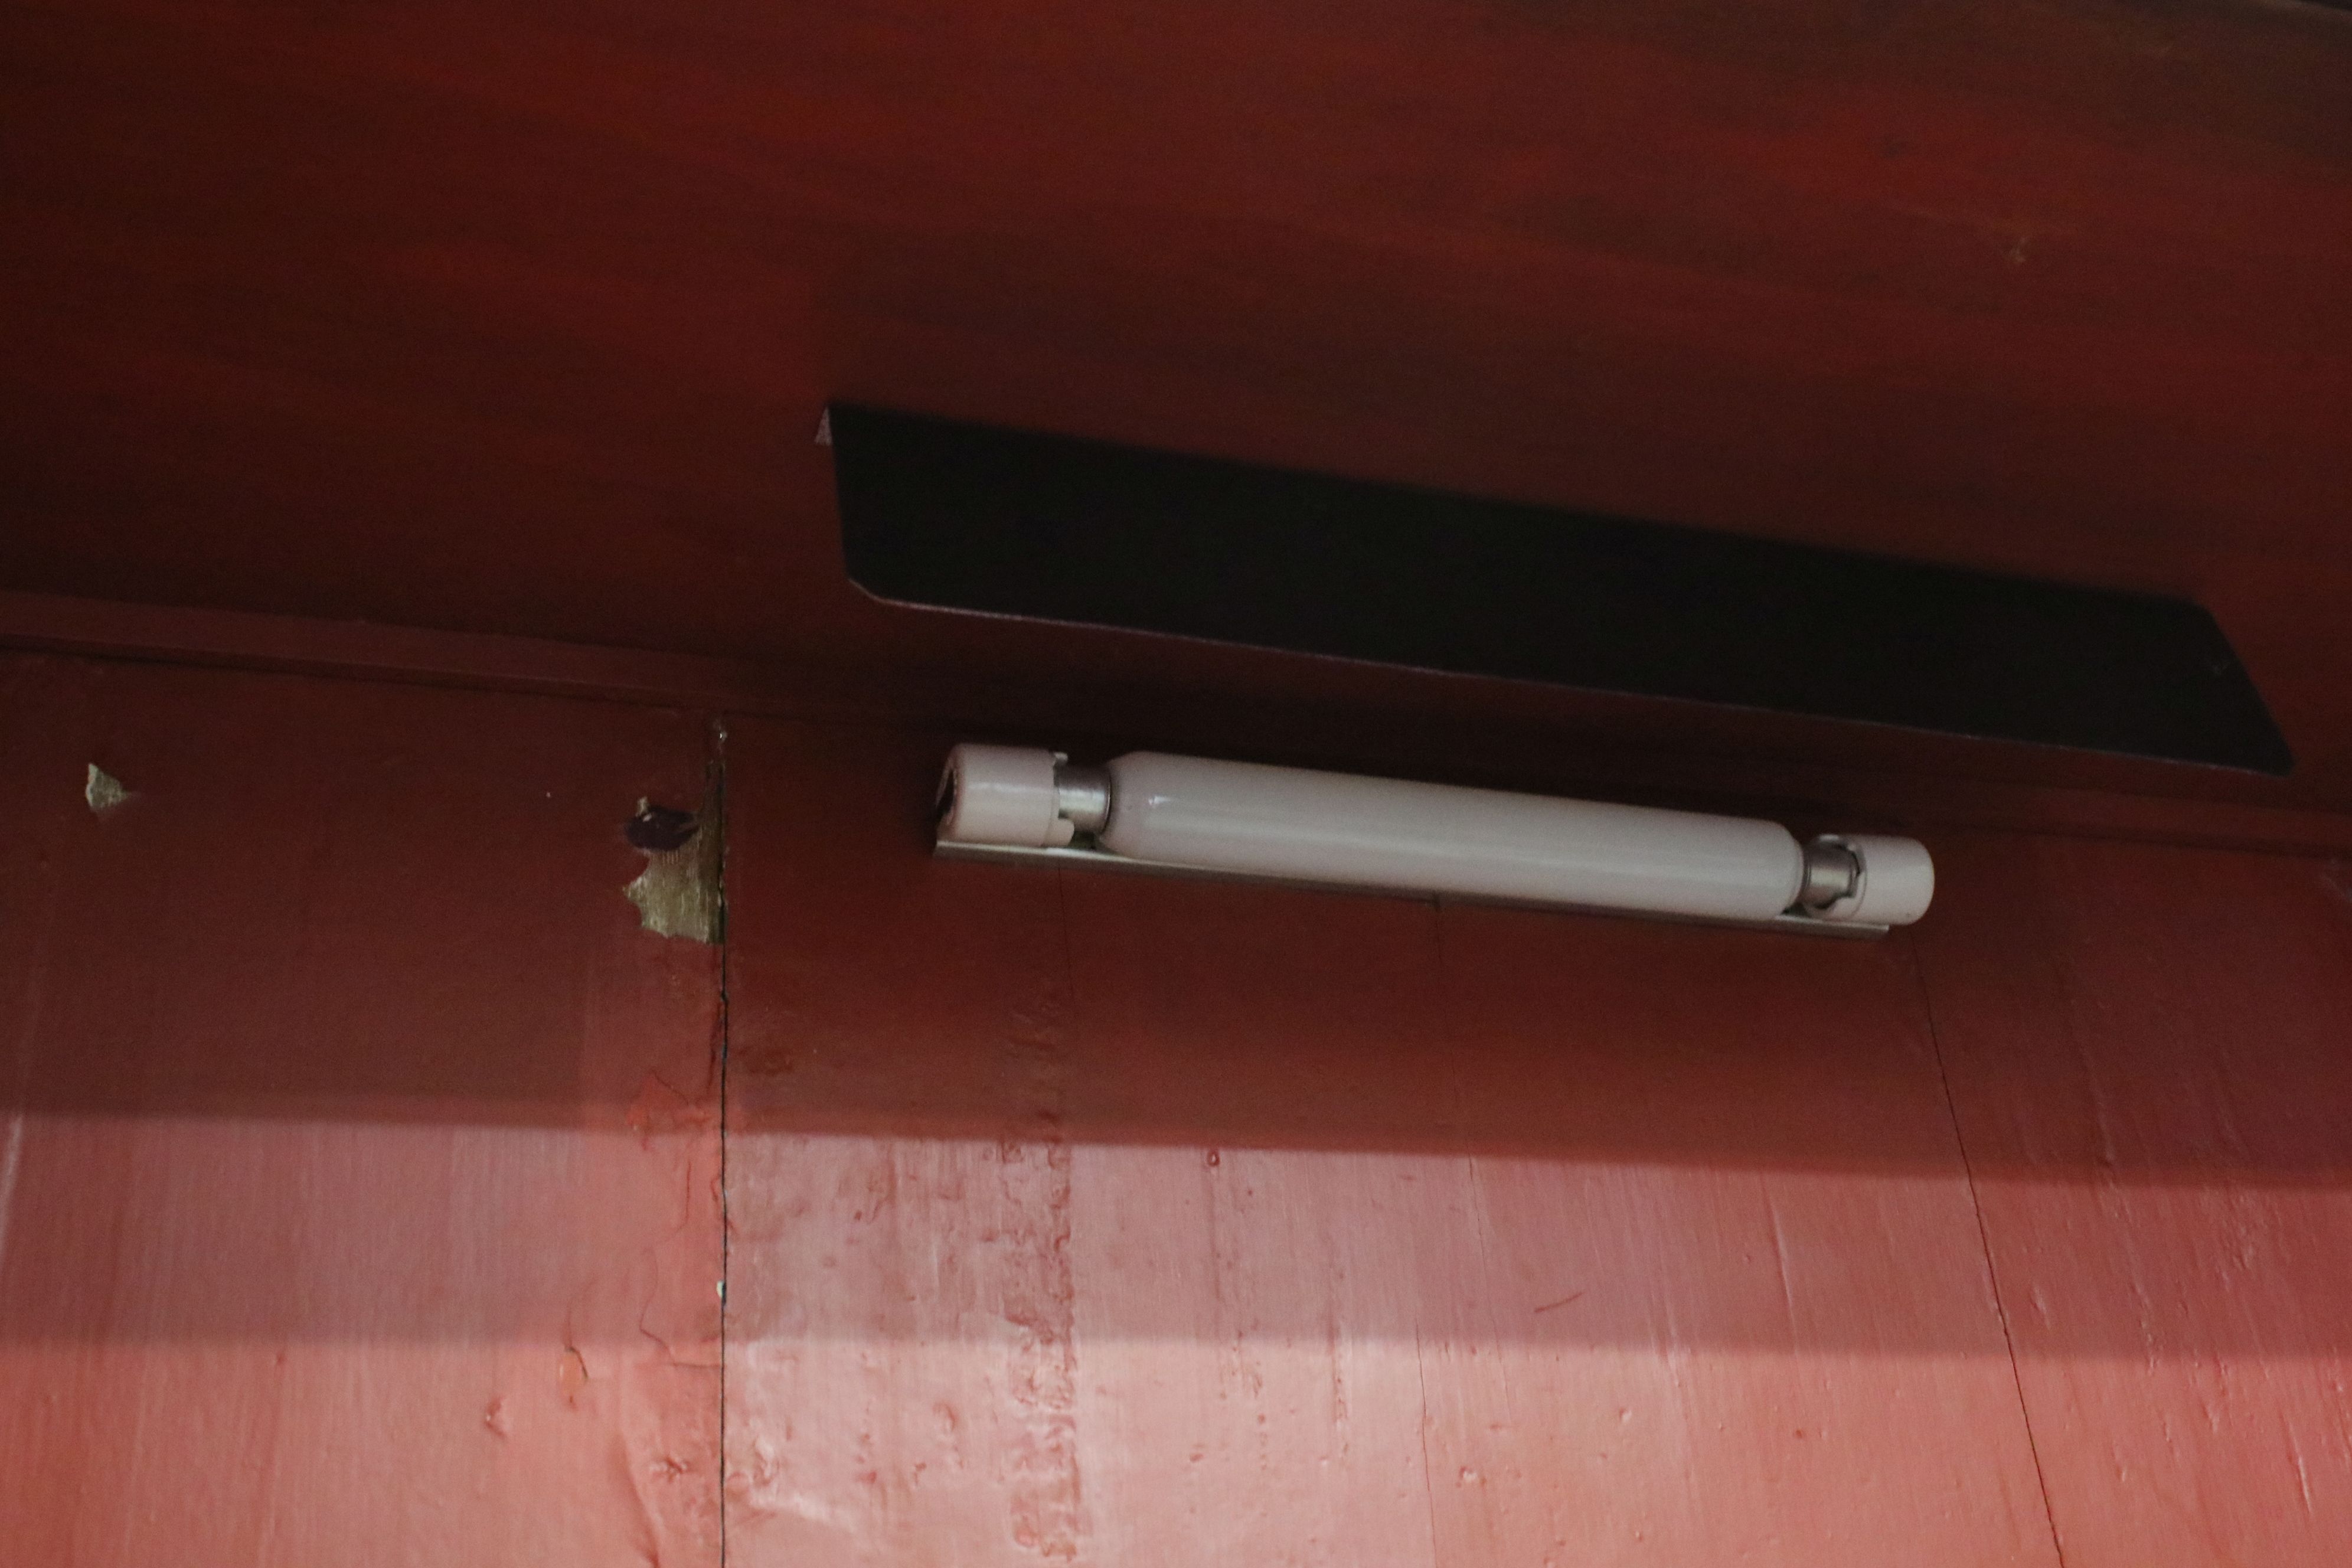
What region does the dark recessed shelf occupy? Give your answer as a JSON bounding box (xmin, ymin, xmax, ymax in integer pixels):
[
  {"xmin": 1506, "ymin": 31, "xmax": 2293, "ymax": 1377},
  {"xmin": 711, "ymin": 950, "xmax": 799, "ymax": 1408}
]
[{"xmin": 830, "ymin": 403, "xmax": 2292, "ymax": 776}]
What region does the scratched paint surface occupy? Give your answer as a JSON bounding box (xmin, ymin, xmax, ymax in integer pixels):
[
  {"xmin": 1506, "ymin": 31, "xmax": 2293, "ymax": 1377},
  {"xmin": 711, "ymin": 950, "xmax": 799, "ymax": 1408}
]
[
  {"xmin": 721, "ymin": 720, "xmax": 2060, "ymax": 1564},
  {"xmin": 0, "ymin": 654, "xmax": 724, "ymax": 1566},
  {"xmin": 1919, "ymin": 835, "xmax": 2352, "ymax": 1566},
  {"xmin": 10, "ymin": 655, "xmax": 2350, "ymax": 1563}
]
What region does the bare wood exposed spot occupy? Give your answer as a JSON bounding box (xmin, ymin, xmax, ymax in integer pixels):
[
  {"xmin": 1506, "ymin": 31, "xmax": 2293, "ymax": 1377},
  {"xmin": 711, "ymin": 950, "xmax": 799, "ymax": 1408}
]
[
  {"xmin": 625, "ymin": 785, "xmax": 722, "ymax": 943},
  {"xmin": 84, "ymin": 764, "xmax": 129, "ymax": 815}
]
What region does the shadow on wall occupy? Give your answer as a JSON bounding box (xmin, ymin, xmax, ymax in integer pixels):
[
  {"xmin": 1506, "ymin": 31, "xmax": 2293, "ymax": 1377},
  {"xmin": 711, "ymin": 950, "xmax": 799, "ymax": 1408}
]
[
  {"xmin": 721, "ymin": 723, "xmax": 2352, "ymax": 1178},
  {"xmin": 4, "ymin": 659, "xmax": 2351, "ymax": 1353}
]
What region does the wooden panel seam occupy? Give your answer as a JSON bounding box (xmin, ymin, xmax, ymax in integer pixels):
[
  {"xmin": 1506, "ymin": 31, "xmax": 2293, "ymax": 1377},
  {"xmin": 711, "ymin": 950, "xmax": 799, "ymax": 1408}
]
[
  {"xmin": 9, "ymin": 587, "xmax": 2352, "ymax": 859},
  {"xmin": 1902, "ymin": 932, "xmax": 2073, "ymax": 1568}
]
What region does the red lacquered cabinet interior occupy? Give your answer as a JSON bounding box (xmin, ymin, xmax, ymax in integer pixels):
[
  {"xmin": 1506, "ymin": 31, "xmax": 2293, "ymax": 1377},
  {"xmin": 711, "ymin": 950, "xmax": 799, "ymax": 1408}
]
[
  {"xmin": 6, "ymin": 0, "xmax": 2352, "ymax": 1558},
  {"xmin": 6, "ymin": 656, "xmax": 2350, "ymax": 1564}
]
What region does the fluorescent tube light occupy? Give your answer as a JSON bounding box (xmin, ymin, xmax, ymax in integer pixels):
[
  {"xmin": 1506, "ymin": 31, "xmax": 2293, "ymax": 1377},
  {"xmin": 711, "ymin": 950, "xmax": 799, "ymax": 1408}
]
[{"xmin": 934, "ymin": 745, "xmax": 1933, "ymax": 935}]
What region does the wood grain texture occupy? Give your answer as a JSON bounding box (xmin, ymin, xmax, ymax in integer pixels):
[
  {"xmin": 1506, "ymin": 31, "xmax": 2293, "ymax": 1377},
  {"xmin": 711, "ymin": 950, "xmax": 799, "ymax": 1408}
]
[
  {"xmin": 1918, "ymin": 834, "xmax": 2352, "ymax": 1564},
  {"xmin": 721, "ymin": 717, "xmax": 2060, "ymax": 1564},
  {"xmin": 5, "ymin": 0, "xmax": 2352, "ymax": 814},
  {"xmin": 0, "ymin": 654, "xmax": 724, "ymax": 1565}
]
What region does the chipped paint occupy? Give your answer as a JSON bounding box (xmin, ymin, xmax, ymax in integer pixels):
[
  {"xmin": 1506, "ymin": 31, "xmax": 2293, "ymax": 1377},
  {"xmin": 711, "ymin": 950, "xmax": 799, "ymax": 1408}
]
[
  {"xmin": 84, "ymin": 764, "xmax": 128, "ymax": 814},
  {"xmin": 625, "ymin": 785, "xmax": 723, "ymax": 943},
  {"xmin": 620, "ymin": 1357, "xmax": 725, "ymax": 1562},
  {"xmin": 4, "ymin": 666, "xmax": 729, "ymax": 1564},
  {"xmin": 559, "ymin": 1344, "xmax": 590, "ymax": 1405}
]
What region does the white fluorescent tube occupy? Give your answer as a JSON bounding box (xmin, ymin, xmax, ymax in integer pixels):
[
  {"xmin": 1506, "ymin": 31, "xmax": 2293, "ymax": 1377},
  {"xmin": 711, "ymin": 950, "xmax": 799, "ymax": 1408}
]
[{"xmin": 936, "ymin": 745, "xmax": 1934, "ymax": 930}]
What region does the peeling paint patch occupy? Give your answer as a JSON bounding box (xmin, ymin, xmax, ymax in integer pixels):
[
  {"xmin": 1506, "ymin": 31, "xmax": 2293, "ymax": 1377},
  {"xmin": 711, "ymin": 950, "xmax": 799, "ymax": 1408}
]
[
  {"xmin": 624, "ymin": 1070, "xmax": 713, "ymax": 1148},
  {"xmin": 625, "ymin": 791, "xmax": 722, "ymax": 943},
  {"xmin": 84, "ymin": 764, "xmax": 130, "ymax": 815},
  {"xmin": 619, "ymin": 1357, "xmax": 725, "ymax": 1563},
  {"xmin": 559, "ymin": 1345, "xmax": 590, "ymax": 1406}
]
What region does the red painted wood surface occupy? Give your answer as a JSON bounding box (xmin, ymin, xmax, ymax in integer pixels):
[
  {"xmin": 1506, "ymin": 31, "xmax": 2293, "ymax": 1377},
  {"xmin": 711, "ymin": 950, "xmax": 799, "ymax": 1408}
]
[
  {"xmin": 1918, "ymin": 835, "xmax": 2352, "ymax": 1566},
  {"xmin": 12, "ymin": 651, "xmax": 2352, "ymax": 1563},
  {"xmin": 0, "ymin": 654, "xmax": 724, "ymax": 1564},
  {"xmin": 5, "ymin": 0, "xmax": 2352, "ymax": 815},
  {"xmin": 720, "ymin": 719, "xmax": 2060, "ymax": 1564},
  {"xmin": 21, "ymin": 586, "xmax": 2352, "ymax": 865}
]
